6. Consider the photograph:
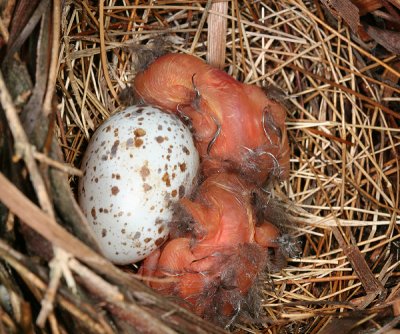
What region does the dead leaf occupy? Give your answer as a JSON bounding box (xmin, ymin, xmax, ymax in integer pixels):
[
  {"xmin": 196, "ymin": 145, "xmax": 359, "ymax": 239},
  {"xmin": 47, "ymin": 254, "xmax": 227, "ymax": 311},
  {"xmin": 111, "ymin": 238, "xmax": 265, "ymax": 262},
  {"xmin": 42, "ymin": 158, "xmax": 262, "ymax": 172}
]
[
  {"xmin": 393, "ymin": 298, "xmax": 400, "ymax": 316},
  {"xmin": 321, "ymin": 0, "xmax": 360, "ymax": 32},
  {"xmin": 319, "ymin": 315, "xmax": 363, "ymax": 334},
  {"xmin": 364, "ymin": 24, "xmax": 400, "ymax": 54},
  {"xmin": 351, "ymin": 0, "xmax": 383, "ymax": 15},
  {"xmin": 5, "ymin": 0, "xmax": 49, "ymax": 62}
]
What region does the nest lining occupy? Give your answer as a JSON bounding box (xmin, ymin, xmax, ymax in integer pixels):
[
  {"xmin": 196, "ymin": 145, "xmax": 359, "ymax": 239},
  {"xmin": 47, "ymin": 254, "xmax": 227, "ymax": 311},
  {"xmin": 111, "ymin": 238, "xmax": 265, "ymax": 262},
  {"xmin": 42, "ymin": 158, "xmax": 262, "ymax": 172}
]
[
  {"xmin": 60, "ymin": 0, "xmax": 400, "ymax": 332},
  {"xmin": 0, "ymin": 0, "xmax": 399, "ymax": 333}
]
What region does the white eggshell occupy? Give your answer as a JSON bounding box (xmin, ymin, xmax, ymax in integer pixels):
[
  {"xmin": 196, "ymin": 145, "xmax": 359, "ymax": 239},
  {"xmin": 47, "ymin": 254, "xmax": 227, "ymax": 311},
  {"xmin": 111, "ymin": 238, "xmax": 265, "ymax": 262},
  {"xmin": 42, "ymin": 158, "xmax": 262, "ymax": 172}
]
[{"xmin": 78, "ymin": 105, "xmax": 199, "ymax": 264}]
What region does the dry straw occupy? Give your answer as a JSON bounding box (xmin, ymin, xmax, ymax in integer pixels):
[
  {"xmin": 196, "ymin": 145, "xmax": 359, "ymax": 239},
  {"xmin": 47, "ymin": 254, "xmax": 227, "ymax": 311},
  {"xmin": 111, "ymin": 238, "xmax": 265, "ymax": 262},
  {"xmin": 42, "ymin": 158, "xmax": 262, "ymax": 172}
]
[{"xmin": 0, "ymin": 0, "xmax": 399, "ymax": 333}]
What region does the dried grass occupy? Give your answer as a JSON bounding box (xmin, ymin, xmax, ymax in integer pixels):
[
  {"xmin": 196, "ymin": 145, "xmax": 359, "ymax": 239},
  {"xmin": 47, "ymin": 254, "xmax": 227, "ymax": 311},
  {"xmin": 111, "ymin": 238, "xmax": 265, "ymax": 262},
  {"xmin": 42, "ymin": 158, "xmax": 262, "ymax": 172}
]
[{"xmin": 54, "ymin": 0, "xmax": 400, "ymax": 332}]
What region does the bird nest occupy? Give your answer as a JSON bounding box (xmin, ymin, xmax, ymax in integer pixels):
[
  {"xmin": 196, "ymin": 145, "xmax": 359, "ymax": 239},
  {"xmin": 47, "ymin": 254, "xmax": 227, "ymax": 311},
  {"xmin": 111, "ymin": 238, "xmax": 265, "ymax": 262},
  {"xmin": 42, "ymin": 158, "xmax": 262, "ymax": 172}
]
[{"xmin": 0, "ymin": 0, "xmax": 399, "ymax": 333}]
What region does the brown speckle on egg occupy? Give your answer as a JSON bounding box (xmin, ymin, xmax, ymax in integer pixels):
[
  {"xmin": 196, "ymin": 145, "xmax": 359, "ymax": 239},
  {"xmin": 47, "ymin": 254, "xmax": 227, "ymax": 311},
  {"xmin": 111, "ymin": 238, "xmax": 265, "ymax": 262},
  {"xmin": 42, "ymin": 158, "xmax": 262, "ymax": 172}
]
[
  {"xmin": 126, "ymin": 138, "xmax": 134, "ymax": 148},
  {"xmin": 135, "ymin": 138, "xmax": 143, "ymax": 147},
  {"xmin": 134, "ymin": 128, "xmax": 146, "ymax": 137},
  {"xmin": 111, "ymin": 186, "xmax": 120, "ymax": 195},
  {"xmin": 158, "ymin": 225, "xmax": 165, "ymax": 234},
  {"xmin": 143, "ymin": 183, "xmax": 152, "ymax": 192},
  {"xmin": 155, "ymin": 136, "xmax": 164, "ymax": 143},
  {"xmin": 111, "ymin": 140, "xmax": 120, "ymax": 157},
  {"xmin": 182, "ymin": 146, "xmax": 190, "ymax": 155},
  {"xmin": 91, "ymin": 207, "xmax": 97, "ymax": 219},
  {"xmin": 155, "ymin": 237, "xmax": 165, "ymax": 246},
  {"xmin": 102, "ymin": 229, "xmax": 107, "ymax": 237},
  {"xmin": 171, "ymin": 190, "xmax": 177, "ymax": 198},
  {"xmin": 179, "ymin": 163, "xmax": 187, "ymax": 172},
  {"xmin": 144, "ymin": 238, "xmax": 152, "ymax": 243},
  {"xmin": 140, "ymin": 163, "xmax": 150, "ymax": 180},
  {"xmin": 162, "ymin": 172, "xmax": 171, "ymax": 187}
]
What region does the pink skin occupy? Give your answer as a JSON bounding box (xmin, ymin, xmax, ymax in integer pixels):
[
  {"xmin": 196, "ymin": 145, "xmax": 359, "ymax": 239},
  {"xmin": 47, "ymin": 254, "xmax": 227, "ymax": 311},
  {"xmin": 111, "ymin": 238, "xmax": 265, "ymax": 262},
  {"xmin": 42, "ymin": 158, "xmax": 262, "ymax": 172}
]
[
  {"xmin": 136, "ymin": 54, "xmax": 288, "ymax": 319},
  {"xmin": 140, "ymin": 173, "xmax": 281, "ymax": 317},
  {"xmin": 134, "ymin": 53, "xmax": 289, "ymax": 184},
  {"xmin": 255, "ymin": 221, "xmax": 281, "ymax": 248},
  {"xmin": 181, "ymin": 173, "xmax": 254, "ymax": 259}
]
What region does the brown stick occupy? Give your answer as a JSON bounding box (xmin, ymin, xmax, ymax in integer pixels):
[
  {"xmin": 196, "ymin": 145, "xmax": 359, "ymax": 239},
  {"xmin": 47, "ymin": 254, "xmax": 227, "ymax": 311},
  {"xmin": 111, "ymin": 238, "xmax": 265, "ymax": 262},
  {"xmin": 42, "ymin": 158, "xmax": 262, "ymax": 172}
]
[
  {"xmin": 0, "ymin": 70, "xmax": 54, "ymax": 217},
  {"xmin": 42, "ymin": 0, "xmax": 61, "ymax": 118},
  {"xmin": 207, "ymin": 1, "xmax": 228, "ymax": 69},
  {"xmin": 0, "ymin": 172, "xmax": 114, "ymax": 271},
  {"xmin": 99, "ymin": 0, "xmax": 119, "ymax": 103},
  {"xmin": 0, "ymin": 240, "xmax": 113, "ymax": 334}
]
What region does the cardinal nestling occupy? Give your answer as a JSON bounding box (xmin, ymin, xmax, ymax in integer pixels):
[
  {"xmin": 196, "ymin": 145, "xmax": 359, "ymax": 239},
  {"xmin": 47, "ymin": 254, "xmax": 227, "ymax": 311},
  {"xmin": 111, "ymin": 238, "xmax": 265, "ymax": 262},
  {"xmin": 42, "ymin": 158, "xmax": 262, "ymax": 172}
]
[
  {"xmin": 134, "ymin": 53, "xmax": 293, "ymax": 325},
  {"xmin": 140, "ymin": 173, "xmax": 286, "ymax": 323},
  {"xmin": 134, "ymin": 53, "xmax": 290, "ymax": 185}
]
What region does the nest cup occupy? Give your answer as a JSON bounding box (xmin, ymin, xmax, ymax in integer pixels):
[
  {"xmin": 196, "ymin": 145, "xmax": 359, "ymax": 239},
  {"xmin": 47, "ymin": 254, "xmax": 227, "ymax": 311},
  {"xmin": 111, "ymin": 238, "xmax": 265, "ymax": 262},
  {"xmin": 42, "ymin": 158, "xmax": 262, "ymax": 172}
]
[{"xmin": 0, "ymin": 1, "xmax": 399, "ymax": 333}]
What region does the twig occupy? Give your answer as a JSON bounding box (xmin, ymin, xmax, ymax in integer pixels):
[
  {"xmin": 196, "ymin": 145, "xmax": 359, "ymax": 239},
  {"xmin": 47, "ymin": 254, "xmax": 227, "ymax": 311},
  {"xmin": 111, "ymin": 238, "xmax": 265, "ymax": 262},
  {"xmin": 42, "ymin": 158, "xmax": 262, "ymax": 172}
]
[
  {"xmin": 36, "ymin": 248, "xmax": 72, "ymax": 327},
  {"xmin": 68, "ymin": 258, "xmax": 124, "ymax": 303},
  {"xmin": 0, "ymin": 17, "xmax": 9, "ymax": 43},
  {"xmin": 33, "ymin": 150, "xmax": 83, "ymax": 177},
  {"xmin": 189, "ymin": 0, "xmax": 212, "ymax": 54},
  {"xmin": 0, "ymin": 70, "xmax": 54, "ymax": 217},
  {"xmin": 0, "ymin": 36, "xmax": 77, "ymax": 328},
  {"xmin": 207, "ymin": 1, "xmax": 228, "ymax": 68},
  {"xmin": 0, "ymin": 240, "xmax": 112, "ymax": 334},
  {"xmin": 0, "ymin": 172, "xmax": 113, "ymax": 274},
  {"xmin": 99, "ymin": 0, "xmax": 119, "ymax": 103},
  {"xmin": 43, "ymin": 0, "xmax": 61, "ymax": 117}
]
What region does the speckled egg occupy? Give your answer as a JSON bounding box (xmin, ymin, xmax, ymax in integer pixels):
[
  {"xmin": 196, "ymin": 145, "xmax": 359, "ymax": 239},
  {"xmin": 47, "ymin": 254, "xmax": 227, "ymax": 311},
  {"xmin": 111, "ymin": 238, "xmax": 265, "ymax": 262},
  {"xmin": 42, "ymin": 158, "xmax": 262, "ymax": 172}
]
[{"xmin": 78, "ymin": 105, "xmax": 200, "ymax": 264}]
